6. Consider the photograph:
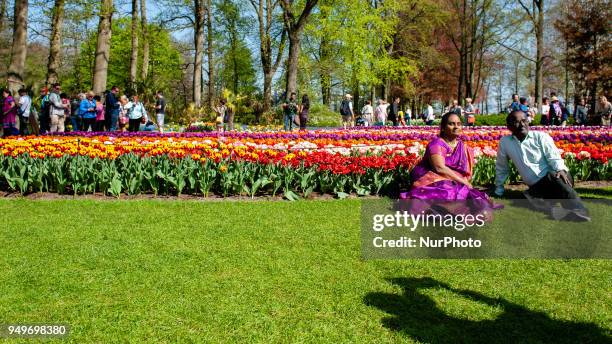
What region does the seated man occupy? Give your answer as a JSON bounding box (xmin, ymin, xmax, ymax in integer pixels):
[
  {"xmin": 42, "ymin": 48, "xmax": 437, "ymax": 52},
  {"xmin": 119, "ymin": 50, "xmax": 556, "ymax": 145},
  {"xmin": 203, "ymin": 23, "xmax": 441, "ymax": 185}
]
[{"xmin": 495, "ymin": 111, "xmax": 589, "ymax": 221}]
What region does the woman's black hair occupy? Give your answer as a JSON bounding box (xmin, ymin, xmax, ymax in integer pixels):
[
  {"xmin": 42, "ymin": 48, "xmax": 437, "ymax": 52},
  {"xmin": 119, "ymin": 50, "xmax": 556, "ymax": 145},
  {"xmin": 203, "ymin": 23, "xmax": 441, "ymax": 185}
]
[
  {"xmin": 302, "ymin": 94, "xmax": 310, "ymax": 110},
  {"xmin": 2, "ymin": 89, "xmax": 11, "ymax": 96},
  {"xmin": 439, "ymin": 111, "xmax": 460, "ymax": 138},
  {"xmin": 60, "ymin": 93, "xmax": 68, "ymax": 99}
]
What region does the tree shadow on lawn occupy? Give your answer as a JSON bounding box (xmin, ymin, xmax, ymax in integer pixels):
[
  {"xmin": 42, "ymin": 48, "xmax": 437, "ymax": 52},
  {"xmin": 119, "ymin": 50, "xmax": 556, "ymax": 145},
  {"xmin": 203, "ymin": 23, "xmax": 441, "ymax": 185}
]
[{"xmin": 364, "ymin": 277, "xmax": 611, "ymax": 344}]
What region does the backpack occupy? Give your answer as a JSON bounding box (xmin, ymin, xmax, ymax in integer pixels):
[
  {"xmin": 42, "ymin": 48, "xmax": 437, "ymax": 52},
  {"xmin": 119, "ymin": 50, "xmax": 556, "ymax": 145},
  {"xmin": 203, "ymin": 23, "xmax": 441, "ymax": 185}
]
[
  {"xmin": 40, "ymin": 96, "xmax": 51, "ymax": 119},
  {"xmin": 340, "ymin": 100, "xmax": 351, "ymax": 116}
]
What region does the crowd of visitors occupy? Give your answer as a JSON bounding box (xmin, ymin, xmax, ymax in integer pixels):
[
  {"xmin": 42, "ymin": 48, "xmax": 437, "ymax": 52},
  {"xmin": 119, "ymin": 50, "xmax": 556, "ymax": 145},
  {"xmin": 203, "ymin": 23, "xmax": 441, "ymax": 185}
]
[
  {"xmin": 2, "ymin": 84, "xmax": 609, "ymax": 137},
  {"xmin": 0, "ymin": 85, "xmax": 167, "ymax": 137},
  {"xmin": 343, "ymin": 92, "xmax": 611, "ymax": 128}
]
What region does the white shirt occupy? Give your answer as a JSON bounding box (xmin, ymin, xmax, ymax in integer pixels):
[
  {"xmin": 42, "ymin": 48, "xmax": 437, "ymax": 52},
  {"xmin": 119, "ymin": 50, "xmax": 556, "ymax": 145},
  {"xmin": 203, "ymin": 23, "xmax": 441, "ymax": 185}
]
[
  {"xmin": 426, "ymin": 106, "xmax": 434, "ymax": 121},
  {"xmin": 361, "ymin": 104, "xmax": 373, "ymax": 115},
  {"xmin": 495, "ymin": 131, "xmax": 568, "ymax": 195},
  {"xmin": 130, "ymin": 102, "xmax": 147, "ymax": 119},
  {"xmin": 375, "ymin": 104, "xmax": 388, "ymax": 122},
  {"xmin": 19, "ymin": 95, "xmax": 32, "ymax": 118},
  {"xmin": 541, "ymin": 104, "xmax": 550, "ymax": 116}
]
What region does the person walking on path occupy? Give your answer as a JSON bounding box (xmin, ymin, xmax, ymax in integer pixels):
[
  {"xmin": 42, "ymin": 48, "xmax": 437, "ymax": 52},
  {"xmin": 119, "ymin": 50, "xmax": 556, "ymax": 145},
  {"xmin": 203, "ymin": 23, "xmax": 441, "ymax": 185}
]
[
  {"xmin": 464, "ymin": 98, "xmax": 476, "ymax": 126},
  {"xmin": 340, "ymin": 94, "xmax": 354, "ymax": 129},
  {"xmin": 574, "ymin": 98, "xmax": 588, "ymax": 125},
  {"xmin": 17, "ymin": 88, "xmax": 32, "ymax": 135},
  {"xmin": 425, "ymin": 103, "xmax": 435, "ymax": 125},
  {"xmin": 213, "ymin": 99, "xmax": 227, "ymax": 133},
  {"xmin": 361, "ymin": 100, "xmax": 374, "ymax": 127},
  {"xmin": 155, "ymin": 91, "xmax": 166, "ymax": 133},
  {"xmin": 298, "ymin": 94, "xmax": 310, "ymax": 131},
  {"xmin": 48, "ymin": 84, "xmax": 68, "ymax": 133},
  {"xmin": 283, "ymin": 92, "xmax": 298, "ymax": 131},
  {"xmin": 94, "ymin": 95, "xmax": 105, "ymax": 131},
  {"xmin": 540, "ymin": 97, "xmax": 550, "ymax": 125},
  {"xmin": 128, "ymin": 95, "xmax": 147, "ymax": 132},
  {"xmin": 508, "ymin": 94, "xmax": 520, "ymax": 113},
  {"xmin": 79, "ymin": 91, "xmax": 97, "ymax": 132},
  {"xmin": 105, "ymin": 86, "xmax": 121, "ymax": 131},
  {"xmin": 595, "ymin": 96, "xmax": 611, "ymax": 126},
  {"xmin": 375, "ymin": 99, "xmax": 388, "ymax": 126},
  {"xmin": 388, "ymin": 97, "xmax": 400, "ymax": 126},
  {"xmin": 2, "ymin": 89, "xmax": 18, "ymax": 137}
]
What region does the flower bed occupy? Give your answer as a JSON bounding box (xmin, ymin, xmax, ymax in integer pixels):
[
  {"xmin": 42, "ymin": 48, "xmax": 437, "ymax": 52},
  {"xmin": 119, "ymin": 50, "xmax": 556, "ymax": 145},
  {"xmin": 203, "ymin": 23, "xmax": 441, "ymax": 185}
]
[{"xmin": 0, "ymin": 126, "xmax": 610, "ymax": 198}]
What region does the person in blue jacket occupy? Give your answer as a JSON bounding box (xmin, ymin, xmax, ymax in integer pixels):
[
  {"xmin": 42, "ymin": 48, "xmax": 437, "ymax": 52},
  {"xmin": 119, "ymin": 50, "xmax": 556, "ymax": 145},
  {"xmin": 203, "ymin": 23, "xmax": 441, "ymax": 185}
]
[{"xmin": 80, "ymin": 91, "xmax": 97, "ymax": 131}]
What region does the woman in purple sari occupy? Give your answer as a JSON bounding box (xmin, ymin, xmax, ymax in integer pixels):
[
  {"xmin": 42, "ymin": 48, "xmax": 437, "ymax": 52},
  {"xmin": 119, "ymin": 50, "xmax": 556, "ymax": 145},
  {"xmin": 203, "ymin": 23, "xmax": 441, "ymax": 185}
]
[{"xmin": 407, "ymin": 112, "xmax": 499, "ymax": 214}]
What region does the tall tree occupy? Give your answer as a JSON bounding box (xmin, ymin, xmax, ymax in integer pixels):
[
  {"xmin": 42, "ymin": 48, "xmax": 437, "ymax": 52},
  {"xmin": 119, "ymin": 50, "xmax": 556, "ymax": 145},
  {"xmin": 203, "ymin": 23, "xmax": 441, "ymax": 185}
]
[
  {"xmin": 218, "ymin": 0, "xmax": 256, "ymax": 96},
  {"xmin": 517, "ymin": 0, "xmax": 544, "ymax": 113},
  {"xmin": 280, "ymin": 0, "xmax": 318, "ymax": 98},
  {"xmin": 444, "ymin": 0, "xmax": 498, "ymax": 103},
  {"xmin": 556, "ymin": 0, "xmax": 611, "ymax": 112},
  {"xmin": 205, "ymin": 0, "xmax": 214, "ymax": 107},
  {"xmin": 0, "ymin": 0, "xmax": 8, "ymax": 41},
  {"xmin": 92, "ymin": 0, "xmax": 114, "ymax": 95},
  {"xmin": 140, "ymin": 0, "xmax": 149, "ymax": 81},
  {"xmin": 249, "ymin": 0, "xmax": 286, "ymax": 111},
  {"xmin": 193, "ymin": 0, "xmax": 205, "ymax": 107},
  {"xmin": 129, "ymin": 0, "xmax": 139, "ymax": 92},
  {"xmin": 7, "ymin": 0, "xmax": 29, "ymax": 98},
  {"xmin": 46, "ymin": 0, "xmax": 66, "ymax": 85}
]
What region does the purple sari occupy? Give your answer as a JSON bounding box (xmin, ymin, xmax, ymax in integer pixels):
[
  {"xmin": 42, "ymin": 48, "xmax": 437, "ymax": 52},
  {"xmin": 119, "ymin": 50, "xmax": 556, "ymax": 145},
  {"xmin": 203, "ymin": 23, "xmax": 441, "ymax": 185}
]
[{"xmin": 406, "ymin": 137, "xmax": 500, "ymax": 214}]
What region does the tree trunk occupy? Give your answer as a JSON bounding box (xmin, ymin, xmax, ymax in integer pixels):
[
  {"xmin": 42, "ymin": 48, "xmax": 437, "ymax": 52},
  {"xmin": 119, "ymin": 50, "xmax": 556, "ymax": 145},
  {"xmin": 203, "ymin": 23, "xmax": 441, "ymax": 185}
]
[
  {"xmin": 320, "ymin": 35, "xmax": 332, "ymax": 105},
  {"xmin": 465, "ymin": 0, "xmax": 474, "ymax": 101},
  {"xmin": 140, "ymin": 0, "xmax": 149, "ymax": 82},
  {"xmin": 534, "ymin": 0, "xmax": 544, "ymax": 114},
  {"xmin": 352, "ymin": 69, "xmax": 359, "ymax": 112},
  {"xmin": 205, "ymin": 0, "xmax": 214, "ymax": 107},
  {"xmin": 263, "ymin": 72, "xmax": 272, "ymax": 110},
  {"xmin": 71, "ymin": 37, "xmax": 82, "ymax": 91},
  {"xmin": 193, "ymin": 0, "xmax": 205, "ymax": 107},
  {"xmin": 280, "ymin": 0, "xmax": 318, "ymax": 99},
  {"xmin": 92, "ymin": 0, "xmax": 113, "ymax": 96},
  {"xmin": 285, "ymin": 32, "xmax": 300, "ymax": 98},
  {"xmin": 129, "ymin": 0, "xmax": 139, "ymax": 93},
  {"xmin": 46, "ymin": 0, "xmax": 65, "ymax": 86},
  {"xmin": 0, "ymin": 0, "xmax": 7, "ymax": 36},
  {"xmin": 232, "ymin": 38, "xmax": 238, "ymax": 94},
  {"xmin": 254, "ymin": 0, "xmax": 285, "ymax": 111},
  {"xmin": 485, "ymin": 82, "xmax": 490, "ymax": 114},
  {"xmin": 7, "ymin": 0, "xmax": 28, "ymax": 98}
]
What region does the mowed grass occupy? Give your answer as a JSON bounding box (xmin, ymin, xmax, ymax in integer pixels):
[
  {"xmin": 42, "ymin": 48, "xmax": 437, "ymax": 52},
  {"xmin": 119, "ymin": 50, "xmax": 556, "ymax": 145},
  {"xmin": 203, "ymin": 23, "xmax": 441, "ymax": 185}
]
[{"xmin": 0, "ymin": 199, "xmax": 611, "ymax": 343}]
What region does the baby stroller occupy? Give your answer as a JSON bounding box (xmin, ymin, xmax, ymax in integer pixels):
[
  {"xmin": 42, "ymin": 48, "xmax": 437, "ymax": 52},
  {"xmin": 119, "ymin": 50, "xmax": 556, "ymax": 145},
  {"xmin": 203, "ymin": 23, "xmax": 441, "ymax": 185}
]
[{"xmin": 355, "ymin": 115, "xmax": 366, "ymax": 126}]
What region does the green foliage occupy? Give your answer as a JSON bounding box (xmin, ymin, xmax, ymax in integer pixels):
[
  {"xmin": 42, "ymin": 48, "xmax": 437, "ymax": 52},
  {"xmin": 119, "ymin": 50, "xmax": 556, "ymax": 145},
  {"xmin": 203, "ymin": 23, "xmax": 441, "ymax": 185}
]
[
  {"xmin": 67, "ymin": 18, "xmax": 183, "ymax": 102},
  {"xmin": 216, "ymin": 0, "xmax": 257, "ymax": 96},
  {"xmin": 307, "ymin": 103, "xmax": 342, "ymax": 127},
  {"xmin": 475, "ymin": 114, "xmax": 543, "ymax": 126},
  {"xmin": 219, "ymin": 41, "xmax": 257, "ymax": 96},
  {"xmin": 304, "ymin": 0, "xmax": 420, "ymax": 95},
  {"xmin": 0, "ymin": 154, "xmax": 609, "ymax": 198}
]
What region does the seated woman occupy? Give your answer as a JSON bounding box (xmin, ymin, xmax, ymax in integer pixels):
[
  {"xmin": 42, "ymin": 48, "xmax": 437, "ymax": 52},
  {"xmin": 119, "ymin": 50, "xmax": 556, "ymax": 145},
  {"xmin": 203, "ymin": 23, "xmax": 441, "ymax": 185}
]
[{"xmin": 407, "ymin": 112, "xmax": 499, "ymax": 214}]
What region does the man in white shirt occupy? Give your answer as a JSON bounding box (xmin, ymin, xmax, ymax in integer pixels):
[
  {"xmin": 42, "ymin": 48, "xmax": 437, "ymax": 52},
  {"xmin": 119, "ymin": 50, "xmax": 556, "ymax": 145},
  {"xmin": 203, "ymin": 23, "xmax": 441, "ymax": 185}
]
[
  {"xmin": 361, "ymin": 100, "xmax": 374, "ymax": 126},
  {"xmin": 425, "ymin": 103, "xmax": 435, "ymax": 125},
  {"xmin": 495, "ymin": 111, "xmax": 589, "ymax": 221},
  {"xmin": 374, "ymin": 99, "xmax": 387, "ymax": 125},
  {"xmin": 18, "ymin": 88, "xmax": 32, "ymax": 135}
]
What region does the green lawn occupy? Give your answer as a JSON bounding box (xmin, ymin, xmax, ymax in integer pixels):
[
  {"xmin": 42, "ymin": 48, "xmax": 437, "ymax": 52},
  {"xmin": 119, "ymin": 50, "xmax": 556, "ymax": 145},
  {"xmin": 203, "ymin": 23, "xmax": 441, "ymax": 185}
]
[{"xmin": 1, "ymin": 198, "xmax": 611, "ymax": 343}]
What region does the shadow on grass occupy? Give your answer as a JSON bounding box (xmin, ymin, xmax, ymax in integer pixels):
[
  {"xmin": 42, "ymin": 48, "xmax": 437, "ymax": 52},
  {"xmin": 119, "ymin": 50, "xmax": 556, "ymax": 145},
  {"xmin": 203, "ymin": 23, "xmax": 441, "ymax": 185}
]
[
  {"xmin": 364, "ymin": 277, "xmax": 611, "ymax": 343},
  {"xmin": 574, "ymin": 187, "xmax": 612, "ymax": 199}
]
